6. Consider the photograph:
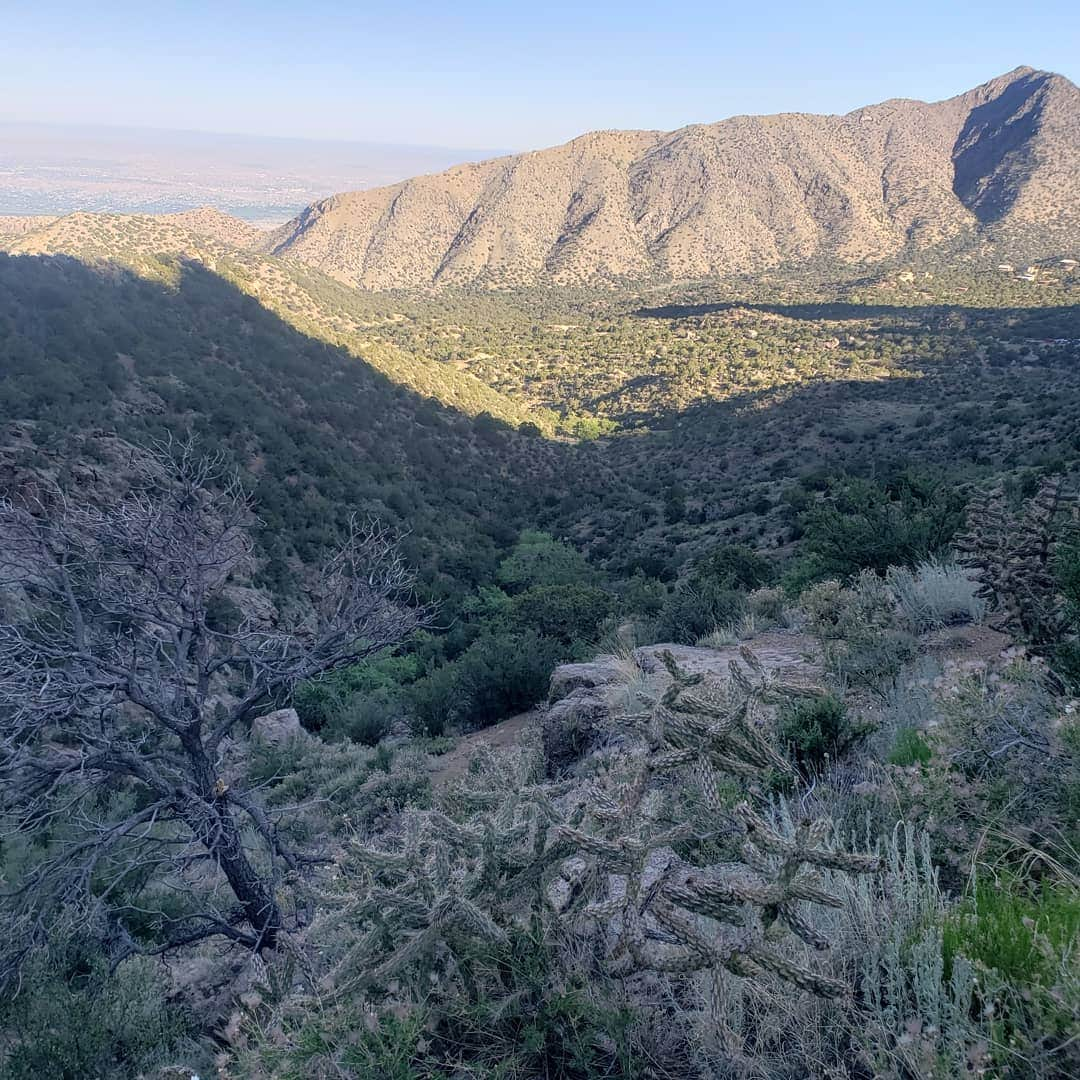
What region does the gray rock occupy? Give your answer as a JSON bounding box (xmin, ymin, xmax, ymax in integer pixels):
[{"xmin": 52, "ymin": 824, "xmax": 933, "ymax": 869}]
[
  {"xmin": 541, "ymin": 688, "xmax": 612, "ymax": 776},
  {"xmin": 548, "ymin": 659, "xmax": 621, "ymax": 704},
  {"xmin": 542, "ymin": 630, "xmax": 820, "ymax": 776},
  {"xmin": 250, "ymin": 707, "xmax": 304, "ymax": 747}
]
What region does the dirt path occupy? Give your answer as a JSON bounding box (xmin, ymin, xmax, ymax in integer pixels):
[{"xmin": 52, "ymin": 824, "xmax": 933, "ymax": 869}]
[{"xmin": 426, "ymin": 707, "xmax": 541, "ymax": 787}]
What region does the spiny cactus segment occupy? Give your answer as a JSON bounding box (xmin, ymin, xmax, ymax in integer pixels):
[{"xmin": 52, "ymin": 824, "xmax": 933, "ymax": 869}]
[{"xmin": 334, "ymin": 650, "xmax": 880, "ymax": 1004}]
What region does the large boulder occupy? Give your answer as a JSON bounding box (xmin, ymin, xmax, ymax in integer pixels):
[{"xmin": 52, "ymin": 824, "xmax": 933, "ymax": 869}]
[
  {"xmin": 250, "ymin": 706, "xmax": 305, "ymax": 747},
  {"xmin": 541, "ymin": 687, "xmax": 614, "ymax": 776},
  {"xmin": 541, "ymin": 631, "xmax": 820, "ymax": 777},
  {"xmin": 547, "ymin": 658, "xmax": 622, "ymax": 704}
]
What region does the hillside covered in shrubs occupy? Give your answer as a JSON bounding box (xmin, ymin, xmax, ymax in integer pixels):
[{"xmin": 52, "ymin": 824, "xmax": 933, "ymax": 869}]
[{"xmin": 0, "ymin": 223, "xmax": 1078, "ymax": 1078}]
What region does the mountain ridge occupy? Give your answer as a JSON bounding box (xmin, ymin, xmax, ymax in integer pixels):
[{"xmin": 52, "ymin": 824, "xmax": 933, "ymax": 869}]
[{"xmin": 261, "ymin": 67, "xmax": 1079, "ymax": 289}]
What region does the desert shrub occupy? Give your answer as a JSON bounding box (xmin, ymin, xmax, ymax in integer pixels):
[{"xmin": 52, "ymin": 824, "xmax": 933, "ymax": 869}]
[
  {"xmin": 1056, "ymin": 534, "xmax": 1080, "ymax": 616},
  {"xmin": 1052, "ymin": 639, "xmax": 1080, "ymax": 693},
  {"xmin": 801, "ymin": 571, "xmax": 918, "ymax": 695},
  {"xmin": 847, "ymin": 824, "xmax": 996, "ymax": 1079},
  {"xmin": 231, "ymin": 931, "xmax": 646, "ymax": 1080},
  {"xmin": 745, "ymin": 584, "xmax": 788, "ymax": 625},
  {"xmin": 292, "ymin": 678, "xmax": 342, "ymax": 732},
  {"xmin": 295, "ymin": 652, "xmax": 421, "ymax": 744},
  {"xmin": 691, "ymin": 817, "xmax": 996, "ymax": 1078},
  {"xmin": 942, "ymin": 878, "xmax": 1080, "ymax": 1075},
  {"xmin": 1060, "ymin": 717, "xmax": 1080, "ymax": 857},
  {"xmin": 887, "ymin": 559, "xmax": 985, "ymax": 632},
  {"xmin": 834, "ymin": 628, "xmax": 919, "ymax": 694},
  {"xmin": 408, "ymin": 659, "xmax": 461, "ymax": 736},
  {"xmin": 324, "ymin": 688, "xmax": 402, "ymax": 745},
  {"xmin": 455, "ymin": 630, "xmax": 563, "ymax": 728},
  {"xmin": 0, "ymin": 937, "xmax": 198, "ymax": 1080},
  {"xmin": 655, "ymin": 579, "xmax": 745, "ymax": 644},
  {"xmin": 690, "ymin": 542, "xmax": 775, "ymax": 590},
  {"xmin": 506, "ymin": 583, "xmax": 614, "ymax": 651},
  {"xmin": 612, "ymin": 570, "xmax": 668, "ymax": 620},
  {"xmin": 497, "ymin": 530, "xmax": 595, "ymax": 593},
  {"xmin": 788, "ymin": 474, "xmax": 965, "ymax": 586},
  {"xmin": 937, "ymin": 664, "xmax": 1059, "ymax": 785},
  {"xmin": 412, "ymin": 929, "xmax": 646, "ymax": 1080},
  {"xmin": 246, "ymin": 732, "xmax": 429, "ymax": 839},
  {"xmin": 889, "ymin": 726, "xmax": 934, "ymax": 766},
  {"xmin": 296, "ymin": 682, "xmax": 402, "ymax": 745},
  {"xmin": 777, "ymin": 693, "xmax": 868, "ymax": 770},
  {"xmin": 653, "ymin": 543, "xmax": 775, "ymax": 643},
  {"xmin": 801, "ymin": 571, "xmax": 894, "ymax": 640},
  {"xmin": 1053, "ymin": 534, "xmax": 1080, "ymax": 689},
  {"xmin": 867, "ymin": 669, "xmax": 942, "ymax": 758},
  {"xmin": 411, "ymin": 630, "xmax": 563, "ymax": 733},
  {"xmin": 890, "ymin": 661, "xmax": 1080, "ymax": 881}
]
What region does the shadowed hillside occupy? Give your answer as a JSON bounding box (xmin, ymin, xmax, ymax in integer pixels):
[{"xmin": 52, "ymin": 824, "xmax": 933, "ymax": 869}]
[
  {"xmin": 0, "ymin": 254, "xmax": 569, "ymax": 605},
  {"xmin": 1, "ymin": 214, "xmax": 558, "ymax": 432}
]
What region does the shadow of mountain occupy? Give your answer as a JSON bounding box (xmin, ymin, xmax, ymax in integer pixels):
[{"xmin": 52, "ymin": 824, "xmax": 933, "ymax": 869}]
[
  {"xmin": 631, "ymin": 299, "xmax": 1080, "ymax": 339},
  {"xmin": 3, "ymin": 253, "xmax": 1079, "ymax": 594},
  {"xmin": 953, "ymin": 69, "xmax": 1051, "ymax": 224},
  {"xmin": 0, "ymin": 253, "xmax": 550, "ymax": 599},
  {"xmin": 540, "ymin": 341, "xmax": 1080, "ymax": 576}
]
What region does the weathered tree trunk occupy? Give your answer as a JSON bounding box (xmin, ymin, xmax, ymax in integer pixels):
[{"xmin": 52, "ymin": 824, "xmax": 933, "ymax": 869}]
[
  {"xmin": 205, "ymin": 804, "xmax": 284, "ymax": 947},
  {"xmin": 179, "ymin": 730, "xmax": 283, "ymax": 947}
]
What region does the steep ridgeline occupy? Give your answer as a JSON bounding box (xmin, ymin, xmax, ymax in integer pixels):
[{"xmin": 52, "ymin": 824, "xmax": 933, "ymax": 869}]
[
  {"xmin": 0, "ymin": 247, "xmax": 588, "ymax": 613},
  {"xmin": 264, "ymin": 67, "xmax": 1080, "ymax": 289}
]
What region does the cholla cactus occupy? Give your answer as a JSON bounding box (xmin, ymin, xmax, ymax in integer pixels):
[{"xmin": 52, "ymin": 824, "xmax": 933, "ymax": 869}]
[
  {"xmin": 957, "ymin": 477, "xmax": 1077, "ymax": 643},
  {"xmin": 564, "ymin": 649, "xmax": 879, "ymax": 998},
  {"xmin": 331, "ymin": 651, "xmax": 879, "ymax": 1006},
  {"xmin": 324, "ymin": 752, "xmax": 584, "ymax": 999}
]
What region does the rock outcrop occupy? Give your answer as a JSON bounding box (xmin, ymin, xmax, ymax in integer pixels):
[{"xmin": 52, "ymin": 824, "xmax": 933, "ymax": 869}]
[{"xmin": 250, "ymin": 707, "xmax": 304, "ymax": 747}]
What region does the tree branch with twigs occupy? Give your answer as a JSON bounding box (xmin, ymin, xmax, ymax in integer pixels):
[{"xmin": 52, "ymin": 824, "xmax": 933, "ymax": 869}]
[{"xmin": 0, "ymin": 439, "xmax": 431, "ymax": 983}]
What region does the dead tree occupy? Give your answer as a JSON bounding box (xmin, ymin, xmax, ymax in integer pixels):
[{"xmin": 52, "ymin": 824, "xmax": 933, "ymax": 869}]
[{"xmin": 0, "ymin": 442, "xmax": 429, "ymax": 973}]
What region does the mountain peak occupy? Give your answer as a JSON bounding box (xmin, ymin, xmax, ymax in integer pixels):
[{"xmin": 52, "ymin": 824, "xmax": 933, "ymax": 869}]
[{"xmin": 265, "ymin": 68, "xmax": 1079, "ymax": 289}]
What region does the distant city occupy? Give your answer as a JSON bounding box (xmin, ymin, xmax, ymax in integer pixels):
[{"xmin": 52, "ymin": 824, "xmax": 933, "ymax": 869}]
[{"xmin": 0, "ymin": 122, "xmax": 503, "ymax": 226}]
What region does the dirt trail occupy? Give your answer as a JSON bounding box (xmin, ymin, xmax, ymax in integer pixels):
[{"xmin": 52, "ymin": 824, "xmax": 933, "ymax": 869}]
[{"xmin": 426, "ymin": 708, "xmax": 541, "ymax": 787}]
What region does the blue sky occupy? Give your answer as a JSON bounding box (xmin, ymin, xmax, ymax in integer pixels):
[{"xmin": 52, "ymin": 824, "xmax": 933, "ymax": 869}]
[{"xmin": 3, "ymin": 1, "xmax": 1077, "ymax": 150}]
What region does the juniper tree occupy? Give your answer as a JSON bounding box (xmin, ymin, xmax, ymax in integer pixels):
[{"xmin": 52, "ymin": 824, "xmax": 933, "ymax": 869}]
[{"xmin": 0, "ymin": 442, "xmax": 429, "ymax": 976}]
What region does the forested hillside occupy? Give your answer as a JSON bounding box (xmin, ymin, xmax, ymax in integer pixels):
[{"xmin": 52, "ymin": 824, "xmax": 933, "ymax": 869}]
[{"xmin": 0, "ymin": 253, "xmax": 559, "ymax": 608}]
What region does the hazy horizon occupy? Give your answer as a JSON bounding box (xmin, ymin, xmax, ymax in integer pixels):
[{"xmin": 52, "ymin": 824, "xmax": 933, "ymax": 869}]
[
  {"xmin": 0, "ymin": 121, "xmax": 506, "ymax": 221},
  {"xmin": 2, "ymin": 2, "xmax": 1076, "ymax": 150}
]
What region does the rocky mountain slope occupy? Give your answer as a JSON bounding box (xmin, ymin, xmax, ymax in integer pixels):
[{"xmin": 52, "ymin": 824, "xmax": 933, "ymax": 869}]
[
  {"xmin": 2, "ymin": 207, "xmax": 265, "ymax": 260},
  {"xmin": 263, "ymin": 67, "xmax": 1080, "ymax": 289}
]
